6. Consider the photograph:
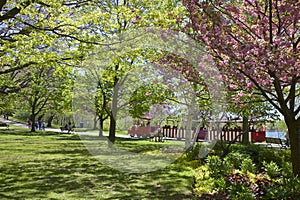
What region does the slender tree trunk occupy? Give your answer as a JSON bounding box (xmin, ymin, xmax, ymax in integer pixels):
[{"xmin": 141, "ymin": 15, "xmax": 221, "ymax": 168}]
[
  {"xmin": 109, "ymin": 114, "xmax": 116, "ymax": 144},
  {"xmin": 287, "ymin": 121, "xmax": 300, "ymax": 176},
  {"xmin": 93, "ymin": 115, "xmax": 97, "ymax": 130},
  {"xmin": 185, "ymin": 105, "xmax": 193, "ymax": 150},
  {"xmin": 30, "ymin": 106, "xmax": 36, "ymax": 132},
  {"xmin": 99, "ymin": 117, "xmax": 104, "ymax": 137},
  {"xmin": 108, "ymin": 77, "xmax": 119, "ymax": 144},
  {"xmin": 47, "ymin": 115, "xmax": 54, "ymax": 128},
  {"xmin": 185, "ymin": 83, "xmax": 197, "ymax": 149},
  {"xmin": 31, "ymin": 115, "xmax": 36, "ymax": 132},
  {"xmin": 242, "ymin": 116, "xmax": 249, "ymax": 144}
]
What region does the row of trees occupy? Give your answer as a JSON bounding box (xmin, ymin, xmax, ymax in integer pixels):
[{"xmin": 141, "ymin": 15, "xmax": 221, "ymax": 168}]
[
  {"xmin": 1, "ymin": 0, "xmax": 299, "ymax": 175},
  {"xmin": 1, "ymin": 0, "xmax": 197, "ymax": 142}
]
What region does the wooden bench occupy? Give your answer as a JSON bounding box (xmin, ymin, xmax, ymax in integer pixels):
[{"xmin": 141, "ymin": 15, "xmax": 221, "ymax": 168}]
[
  {"xmin": 60, "ymin": 126, "xmax": 75, "ymax": 133},
  {"xmin": 265, "ymin": 137, "xmax": 287, "ymax": 149},
  {"xmin": 0, "ymin": 122, "xmax": 9, "ymax": 129},
  {"xmin": 150, "ymin": 130, "xmax": 164, "ymax": 142}
]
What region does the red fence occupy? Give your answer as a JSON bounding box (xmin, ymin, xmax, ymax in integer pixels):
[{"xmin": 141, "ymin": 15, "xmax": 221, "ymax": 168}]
[
  {"xmin": 128, "ymin": 125, "xmax": 266, "ymax": 142},
  {"xmin": 162, "ymin": 127, "xmax": 208, "ymax": 141},
  {"xmin": 162, "ymin": 127, "xmax": 266, "ymax": 143},
  {"xmin": 207, "ymin": 130, "xmax": 242, "ymax": 142}
]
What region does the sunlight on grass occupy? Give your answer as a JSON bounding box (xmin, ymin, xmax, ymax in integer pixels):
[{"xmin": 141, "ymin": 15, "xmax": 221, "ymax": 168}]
[
  {"xmin": 0, "ymin": 128, "xmax": 196, "ymax": 199},
  {"xmin": 79, "ymin": 134, "xmax": 186, "ymax": 173}
]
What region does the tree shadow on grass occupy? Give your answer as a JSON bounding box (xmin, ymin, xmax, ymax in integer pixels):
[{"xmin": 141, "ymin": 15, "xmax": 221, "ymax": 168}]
[
  {"xmin": 0, "ymin": 133, "xmax": 196, "ymax": 199},
  {"xmin": 1, "ymin": 156, "xmax": 195, "ymax": 199},
  {"xmin": 0, "ymin": 129, "xmax": 62, "ymax": 136}
]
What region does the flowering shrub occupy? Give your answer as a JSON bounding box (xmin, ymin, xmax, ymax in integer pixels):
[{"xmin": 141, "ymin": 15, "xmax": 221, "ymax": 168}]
[
  {"xmin": 193, "ymin": 143, "xmax": 299, "ymax": 199},
  {"xmin": 226, "ymin": 173, "xmax": 255, "ymax": 200},
  {"xmin": 252, "ymin": 177, "xmax": 271, "ymax": 198}
]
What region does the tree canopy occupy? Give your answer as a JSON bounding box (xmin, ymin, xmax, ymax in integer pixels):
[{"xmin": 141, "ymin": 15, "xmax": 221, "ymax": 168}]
[{"xmin": 183, "ymin": 0, "xmax": 300, "ymax": 174}]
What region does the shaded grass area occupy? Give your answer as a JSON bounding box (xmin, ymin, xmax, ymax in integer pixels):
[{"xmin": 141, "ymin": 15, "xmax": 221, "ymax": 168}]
[{"xmin": 0, "ymin": 129, "xmax": 195, "ymax": 199}]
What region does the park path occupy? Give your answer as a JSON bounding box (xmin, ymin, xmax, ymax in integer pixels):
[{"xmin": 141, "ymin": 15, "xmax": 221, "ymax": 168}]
[
  {"xmin": 0, "ymin": 117, "xmax": 131, "ymax": 138},
  {"xmin": 1, "ymin": 118, "xmax": 284, "ymax": 148}
]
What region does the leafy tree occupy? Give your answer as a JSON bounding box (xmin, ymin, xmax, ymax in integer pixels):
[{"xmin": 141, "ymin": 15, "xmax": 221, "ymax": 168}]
[
  {"xmin": 16, "ymin": 63, "xmax": 73, "ymax": 132},
  {"xmin": 76, "ymin": 0, "xmax": 186, "ymax": 144},
  {"xmin": 0, "ymin": 1, "xmax": 101, "ymax": 95},
  {"xmin": 128, "ymin": 84, "xmax": 174, "ymax": 119},
  {"xmin": 73, "ymin": 56, "xmax": 113, "ymax": 136},
  {"xmin": 183, "ymin": 0, "xmax": 300, "ymax": 175}
]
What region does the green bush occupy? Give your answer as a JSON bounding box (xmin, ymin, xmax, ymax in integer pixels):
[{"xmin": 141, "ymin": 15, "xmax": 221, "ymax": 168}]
[
  {"xmin": 229, "ymin": 143, "xmax": 291, "ymax": 173},
  {"xmin": 231, "ymin": 191, "xmax": 255, "ymax": 200},
  {"xmin": 241, "ymin": 157, "xmax": 256, "ymax": 174},
  {"xmin": 193, "ymin": 165, "xmax": 215, "ymax": 196},
  {"xmin": 263, "ymin": 176, "xmax": 300, "ymax": 199},
  {"xmin": 185, "ymin": 143, "xmax": 203, "ymax": 161},
  {"xmin": 193, "ymin": 143, "xmax": 296, "ymax": 199},
  {"xmin": 258, "ymin": 148, "xmax": 291, "ymax": 168},
  {"xmin": 213, "ymin": 177, "xmax": 227, "ymax": 191},
  {"xmin": 281, "ymin": 161, "xmax": 293, "ymax": 178},
  {"xmin": 193, "ymin": 165, "xmax": 227, "ymax": 196},
  {"xmin": 206, "ymin": 155, "xmax": 231, "ymax": 178},
  {"xmin": 282, "ymin": 176, "xmax": 300, "ymax": 198},
  {"xmin": 210, "ymin": 140, "xmax": 228, "ymax": 157},
  {"xmin": 225, "ymin": 151, "xmax": 249, "ymax": 169},
  {"xmin": 225, "ymin": 173, "xmax": 255, "ymax": 200},
  {"xmin": 262, "ymin": 161, "xmax": 281, "ymax": 178}
]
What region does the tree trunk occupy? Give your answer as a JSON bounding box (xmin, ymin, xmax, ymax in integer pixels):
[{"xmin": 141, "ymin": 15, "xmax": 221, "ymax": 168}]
[
  {"xmin": 242, "ymin": 116, "xmax": 249, "ymax": 144},
  {"xmin": 93, "ymin": 115, "xmax": 97, "ymax": 130},
  {"xmin": 108, "ymin": 79, "xmax": 119, "ymax": 144},
  {"xmin": 30, "ymin": 106, "xmax": 36, "ymax": 132},
  {"xmin": 109, "ymin": 114, "xmax": 116, "ymax": 144},
  {"xmin": 99, "ymin": 117, "xmax": 104, "ymax": 137},
  {"xmin": 31, "ymin": 114, "xmax": 36, "ymax": 132},
  {"xmin": 47, "ymin": 115, "xmax": 54, "ymax": 127},
  {"xmin": 185, "ymin": 104, "xmax": 193, "ymax": 150},
  {"xmin": 287, "ymin": 121, "xmax": 300, "ymax": 176}
]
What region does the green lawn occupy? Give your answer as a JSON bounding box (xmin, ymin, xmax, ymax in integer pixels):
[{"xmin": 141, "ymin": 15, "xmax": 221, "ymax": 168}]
[{"xmin": 0, "ymin": 127, "xmax": 196, "ymax": 199}]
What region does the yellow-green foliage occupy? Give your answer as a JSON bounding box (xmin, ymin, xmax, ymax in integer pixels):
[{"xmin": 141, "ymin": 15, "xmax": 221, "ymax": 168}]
[
  {"xmin": 193, "ymin": 165, "xmax": 215, "ymax": 196},
  {"xmin": 175, "ymin": 154, "xmax": 202, "ymax": 169}
]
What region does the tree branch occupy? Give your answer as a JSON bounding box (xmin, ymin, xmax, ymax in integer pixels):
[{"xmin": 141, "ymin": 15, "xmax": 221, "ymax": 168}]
[
  {"xmin": 0, "ymin": 61, "xmax": 37, "ymax": 75},
  {"xmin": 0, "ymin": 0, "xmax": 33, "ymax": 22},
  {"xmin": 0, "ymin": 0, "xmax": 7, "ymax": 11}
]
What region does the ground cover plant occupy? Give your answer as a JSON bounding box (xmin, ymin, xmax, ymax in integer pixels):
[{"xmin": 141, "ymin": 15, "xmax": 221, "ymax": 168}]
[
  {"xmin": 0, "ymin": 128, "xmax": 196, "ymax": 199},
  {"xmin": 193, "ymin": 141, "xmax": 300, "ymax": 199}
]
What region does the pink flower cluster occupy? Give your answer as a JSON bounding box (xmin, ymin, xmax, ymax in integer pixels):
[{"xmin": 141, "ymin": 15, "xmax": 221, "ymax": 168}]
[{"xmin": 183, "ymin": 0, "xmax": 299, "ymax": 92}]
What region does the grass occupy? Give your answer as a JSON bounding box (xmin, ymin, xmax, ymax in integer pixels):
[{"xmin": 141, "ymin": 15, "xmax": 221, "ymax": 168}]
[{"xmin": 0, "ymin": 127, "xmax": 196, "ymax": 199}]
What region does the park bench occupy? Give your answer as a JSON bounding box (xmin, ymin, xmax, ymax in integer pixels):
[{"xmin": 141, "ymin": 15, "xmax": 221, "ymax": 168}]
[
  {"xmin": 150, "ymin": 130, "xmax": 164, "ymax": 142},
  {"xmin": 60, "ymin": 125, "xmax": 75, "ymax": 133},
  {"xmin": 265, "ymin": 137, "xmax": 287, "ymax": 149},
  {"xmin": 0, "ymin": 122, "xmax": 9, "ymax": 129}
]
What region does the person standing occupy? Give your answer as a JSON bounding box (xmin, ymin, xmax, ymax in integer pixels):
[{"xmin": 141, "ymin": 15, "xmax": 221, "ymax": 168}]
[
  {"xmin": 41, "ymin": 121, "xmax": 46, "ymax": 130},
  {"xmin": 259, "ymin": 124, "xmax": 265, "ymax": 132},
  {"xmin": 28, "ymin": 120, "xmax": 32, "ymax": 129}
]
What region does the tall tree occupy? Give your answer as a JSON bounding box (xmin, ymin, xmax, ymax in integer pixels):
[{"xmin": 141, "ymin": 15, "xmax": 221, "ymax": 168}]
[
  {"xmin": 0, "ymin": 0, "xmax": 101, "ymax": 94},
  {"xmin": 77, "ymin": 0, "xmax": 186, "ymax": 144},
  {"xmin": 16, "ymin": 63, "xmax": 73, "ymax": 132},
  {"xmin": 183, "ymin": 0, "xmax": 300, "ymax": 174}
]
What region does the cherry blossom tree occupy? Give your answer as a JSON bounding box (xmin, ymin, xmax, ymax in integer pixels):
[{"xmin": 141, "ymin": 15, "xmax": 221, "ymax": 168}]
[{"xmin": 182, "ymin": 0, "xmax": 300, "ymax": 174}]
